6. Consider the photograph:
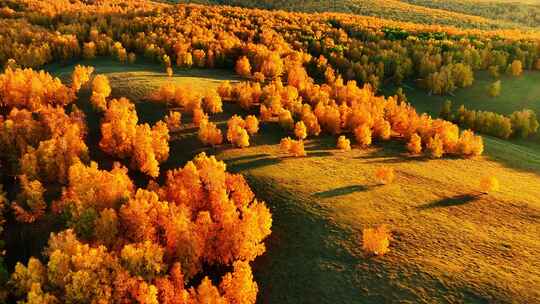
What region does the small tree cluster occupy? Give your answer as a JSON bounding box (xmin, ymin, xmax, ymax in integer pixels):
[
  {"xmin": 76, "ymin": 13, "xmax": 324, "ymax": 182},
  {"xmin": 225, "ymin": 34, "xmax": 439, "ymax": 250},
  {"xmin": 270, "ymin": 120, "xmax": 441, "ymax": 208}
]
[
  {"xmin": 198, "ymin": 119, "xmax": 223, "ymax": 146},
  {"xmin": 99, "ymin": 98, "xmax": 170, "ymax": 177},
  {"xmin": 280, "ymin": 137, "xmax": 306, "ymax": 157}
]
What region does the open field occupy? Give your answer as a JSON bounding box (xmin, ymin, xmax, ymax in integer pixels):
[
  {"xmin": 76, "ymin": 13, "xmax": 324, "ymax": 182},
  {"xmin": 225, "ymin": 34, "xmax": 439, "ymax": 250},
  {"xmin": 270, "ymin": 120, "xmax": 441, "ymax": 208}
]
[
  {"xmin": 46, "ymin": 60, "xmax": 540, "ymax": 303},
  {"xmin": 382, "ymin": 71, "xmax": 540, "ymax": 117}
]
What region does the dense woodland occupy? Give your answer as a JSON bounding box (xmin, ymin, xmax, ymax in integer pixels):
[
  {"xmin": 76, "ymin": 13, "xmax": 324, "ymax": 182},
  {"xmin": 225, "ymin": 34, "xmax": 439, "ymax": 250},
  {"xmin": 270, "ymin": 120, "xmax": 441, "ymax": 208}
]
[
  {"xmin": 0, "ymin": 0, "xmax": 539, "ymax": 303},
  {"xmin": 169, "ymin": 0, "xmax": 540, "ymax": 30}
]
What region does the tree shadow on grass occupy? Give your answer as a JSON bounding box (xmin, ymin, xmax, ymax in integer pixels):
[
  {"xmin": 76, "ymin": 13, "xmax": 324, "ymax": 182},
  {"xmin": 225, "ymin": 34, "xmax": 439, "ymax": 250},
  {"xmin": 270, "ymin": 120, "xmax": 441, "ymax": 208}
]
[
  {"xmin": 313, "ymin": 185, "xmax": 373, "ymax": 198},
  {"xmin": 417, "ymin": 194, "xmax": 483, "ymax": 210},
  {"xmin": 226, "ymin": 157, "xmax": 282, "ymax": 173}
]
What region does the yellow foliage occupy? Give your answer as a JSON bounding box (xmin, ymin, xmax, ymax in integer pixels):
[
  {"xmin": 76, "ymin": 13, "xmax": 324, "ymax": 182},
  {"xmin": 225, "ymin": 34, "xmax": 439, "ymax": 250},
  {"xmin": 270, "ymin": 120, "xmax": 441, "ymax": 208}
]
[
  {"xmin": 198, "ymin": 119, "xmax": 223, "ymax": 146},
  {"xmin": 235, "ymin": 56, "xmax": 251, "ymax": 78},
  {"xmin": 294, "ymin": 121, "xmax": 307, "ymax": 140},
  {"xmin": 71, "ymin": 65, "xmax": 94, "ymax": 92},
  {"xmin": 202, "ymin": 91, "xmax": 223, "ymax": 114},
  {"xmin": 407, "ymin": 133, "xmax": 422, "ymax": 155},
  {"xmin": 354, "ymin": 124, "xmax": 372, "ymax": 147},
  {"xmin": 280, "ymin": 137, "xmax": 306, "ymax": 157},
  {"xmin": 244, "ymin": 115, "xmax": 259, "ymax": 135},
  {"xmin": 337, "ymin": 135, "xmax": 351, "ymax": 151},
  {"xmin": 375, "ymin": 167, "xmax": 395, "ymax": 185},
  {"xmin": 480, "ymin": 176, "xmax": 500, "ymax": 194},
  {"xmin": 165, "ymin": 111, "xmax": 182, "ymax": 130},
  {"xmin": 362, "ymin": 225, "xmax": 391, "ymax": 256}
]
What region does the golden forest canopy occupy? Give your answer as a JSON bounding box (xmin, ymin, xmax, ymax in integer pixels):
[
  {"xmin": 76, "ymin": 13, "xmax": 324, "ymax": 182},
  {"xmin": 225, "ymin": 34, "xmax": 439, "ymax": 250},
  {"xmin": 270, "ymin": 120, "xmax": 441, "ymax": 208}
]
[
  {"xmin": 168, "ymin": 0, "xmax": 540, "ymax": 30},
  {"xmin": 0, "ymin": 0, "xmax": 537, "ymax": 303}
]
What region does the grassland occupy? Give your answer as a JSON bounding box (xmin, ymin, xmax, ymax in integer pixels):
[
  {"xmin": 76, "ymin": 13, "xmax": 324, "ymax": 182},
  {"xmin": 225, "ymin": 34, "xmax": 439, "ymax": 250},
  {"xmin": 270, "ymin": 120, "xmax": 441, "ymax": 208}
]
[
  {"xmin": 383, "ymin": 71, "xmax": 540, "ymax": 117},
  {"xmin": 48, "ymin": 59, "xmax": 540, "ymax": 303}
]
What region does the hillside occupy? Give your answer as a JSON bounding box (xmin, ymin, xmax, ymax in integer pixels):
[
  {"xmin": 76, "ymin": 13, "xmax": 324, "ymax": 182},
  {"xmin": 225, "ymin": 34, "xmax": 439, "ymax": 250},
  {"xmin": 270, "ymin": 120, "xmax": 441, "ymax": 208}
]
[
  {"xmin": 48, "ymin": 59, "xmax": 540, "ymax": 303},
  {"xmin": 1, "ymin": 1, "xmax": 540, "ymax": 303},
  {"xmin": 168, "ymin": 0, "xmax": 538, "ymax": 30}
]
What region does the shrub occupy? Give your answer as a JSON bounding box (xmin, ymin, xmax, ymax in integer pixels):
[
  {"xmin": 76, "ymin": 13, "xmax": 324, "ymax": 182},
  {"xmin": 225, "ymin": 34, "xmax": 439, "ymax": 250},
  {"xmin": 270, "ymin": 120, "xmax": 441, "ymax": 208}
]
[
  {"xmin": 374, "ymin": 167, "xmax": 395, "ymax": 185},
  {"xmin": 480, "ymin": 176, "xmax": 499, "ymax": 194},
  {"xmin": 362, "ymin": 225, "xmax": 390, "ymax": 256}
]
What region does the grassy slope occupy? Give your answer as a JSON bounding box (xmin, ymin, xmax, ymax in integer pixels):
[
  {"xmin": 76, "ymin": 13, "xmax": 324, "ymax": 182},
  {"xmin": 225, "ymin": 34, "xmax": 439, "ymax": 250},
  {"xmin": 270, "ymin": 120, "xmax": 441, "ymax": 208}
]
[
  {"xmin": 49, "ymin": 59, "xmax": 540, "ymax": 303},
  {"xmin": 383, "ymin": 71, "xmax": 540, "ymax": 117}
]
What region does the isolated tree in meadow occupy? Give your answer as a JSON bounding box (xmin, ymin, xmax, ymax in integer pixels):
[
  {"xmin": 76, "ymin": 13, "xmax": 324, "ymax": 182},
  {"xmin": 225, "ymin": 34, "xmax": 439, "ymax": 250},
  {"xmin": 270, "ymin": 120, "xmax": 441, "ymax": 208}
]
[
  {"xmin": 337, "ymin": 135, "xmax": 351, "ymax": 151},
  {"xmin": 280, "ymin": 137, "xmax": 306, "ymax": 157},
  {"xmin": 235, "ymin": 56, "xmax": 252, "ymax": 78},
  {"xmin": 374, "ymin": 167, "xmax": 395, "ymax": 185},
  {"xmin": 362, "ymin": 225, "xmax": 390, "ymax": 256},
  {"xmin": 480, "ymin": 176, "xmax": 499, "ymax": 194},
  {"xmin": 488, "ymin": 80, "xmax": 501, "ymax": 97},
  {"xmin": 439, "ymin": 100, "xmax": 453, "ymax": 120}
]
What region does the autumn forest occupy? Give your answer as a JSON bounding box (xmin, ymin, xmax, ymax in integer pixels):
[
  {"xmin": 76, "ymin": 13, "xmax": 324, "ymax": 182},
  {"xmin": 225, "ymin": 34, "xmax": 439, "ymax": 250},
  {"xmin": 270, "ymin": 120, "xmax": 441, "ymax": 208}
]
[{"xmin": 0, "ymin": 0, "xmax": 539, "ymax": 303}]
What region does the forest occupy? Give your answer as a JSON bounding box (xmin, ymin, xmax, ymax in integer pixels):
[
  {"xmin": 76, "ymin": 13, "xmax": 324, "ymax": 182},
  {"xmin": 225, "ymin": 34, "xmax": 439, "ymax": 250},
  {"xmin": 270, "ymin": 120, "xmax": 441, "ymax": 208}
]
[{"xmin": 0, "ymin": 0, "xmax": 539, "ymax": 303}]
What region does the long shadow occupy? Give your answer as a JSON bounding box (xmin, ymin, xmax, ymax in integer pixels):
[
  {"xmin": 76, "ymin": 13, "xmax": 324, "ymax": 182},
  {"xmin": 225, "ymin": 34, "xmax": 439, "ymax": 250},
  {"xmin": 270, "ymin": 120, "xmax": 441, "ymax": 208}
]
[
  {"xmin": 225, "ymin": 153, "xmax": 271, "ymax": 162},
  {"xmin": 313, "ymin": 185, "xmax": 371, "ymax": 198},
  {"xmin": 417, "ymin": 194, "xmax": 482, "ymax": 210},
  {"xmin": 227, "ymin": 157, "xmax": 282, "ymax": 173},
  {"xmin": 361, "ymin": 155, "xmax": 428, "ymax": 164}
]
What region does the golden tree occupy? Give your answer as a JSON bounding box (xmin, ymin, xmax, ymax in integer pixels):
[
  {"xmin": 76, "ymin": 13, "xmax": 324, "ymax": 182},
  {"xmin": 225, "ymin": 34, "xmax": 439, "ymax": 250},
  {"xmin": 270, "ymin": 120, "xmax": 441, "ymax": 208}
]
[
  {"xmin": 245, "ymin": 115, "xmax": 260, "ymax": 135},
  {"xmin": 294, "ymin": 121, "xmax": 307, "ymax": 140},
  {"xmin": 374, "ymin": 167, "xmax": 395, "ymax": 185},
  {"xmin": 198, "ymin": 119, "xmax": 223, "ymax": 146},
  {"xmin": 407, "ymin": 133, "xmax": 422, "ymax": 155},
  {"xmin": 90, "ymin": 74, "xmax": 112, "ymax": 111},
  {"xmin": 354, "ymin": 124, "xmax": 372, "ymax": 147},
  {"xmin": 235, "ymin": 56, "xmax": 252, "ymax": 78},
  {"xmin": 337, "ymin": 135, "xmax": 351, "ymax": 151},
  {"xmin": 480, "ymin": 176, "xmax": 499, "ymax": 194},
  {"xmin": 362, "ymin": 225, "xmax": 390, "ymax": 256}
]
